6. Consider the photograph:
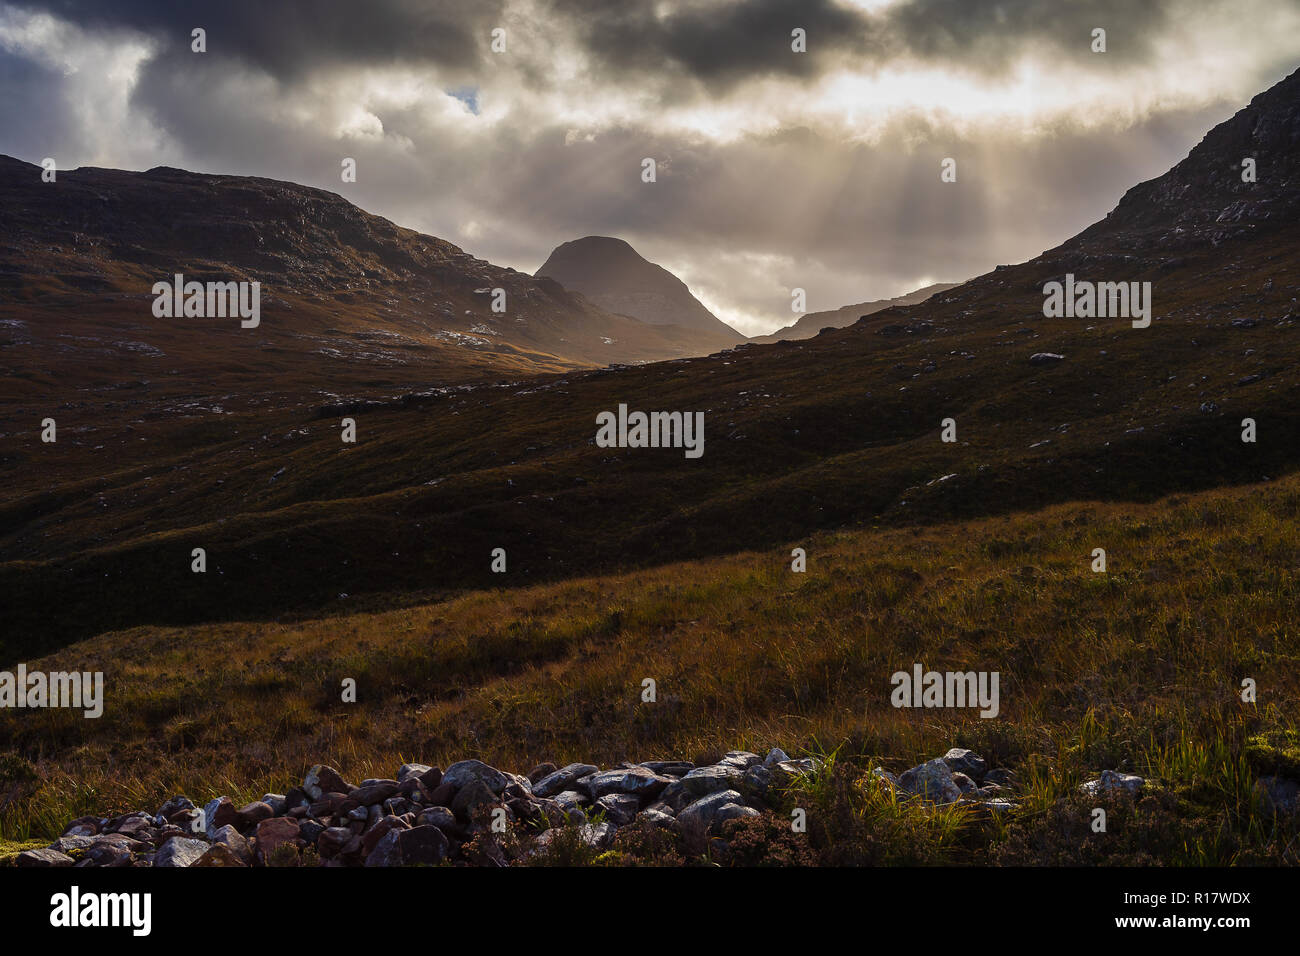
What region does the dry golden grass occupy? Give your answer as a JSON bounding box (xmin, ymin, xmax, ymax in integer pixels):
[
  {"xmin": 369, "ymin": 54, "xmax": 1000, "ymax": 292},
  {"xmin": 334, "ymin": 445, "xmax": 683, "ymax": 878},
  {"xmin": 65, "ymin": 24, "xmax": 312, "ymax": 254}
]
[{"xmin": 2, "ymin": 473, "xmax": 1298, "ymax": 860}]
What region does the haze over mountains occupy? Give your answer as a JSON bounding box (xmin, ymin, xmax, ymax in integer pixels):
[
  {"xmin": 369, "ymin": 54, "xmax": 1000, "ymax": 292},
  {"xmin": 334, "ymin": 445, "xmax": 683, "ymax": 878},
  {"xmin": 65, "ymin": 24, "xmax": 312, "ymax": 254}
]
[
  {"xmin": 3, "ymin": 66, "xmax": 1300, "ymax": 658},
  {"xmin": 750, "ymin": 282, "xmax": 963, "ymax": 345}
]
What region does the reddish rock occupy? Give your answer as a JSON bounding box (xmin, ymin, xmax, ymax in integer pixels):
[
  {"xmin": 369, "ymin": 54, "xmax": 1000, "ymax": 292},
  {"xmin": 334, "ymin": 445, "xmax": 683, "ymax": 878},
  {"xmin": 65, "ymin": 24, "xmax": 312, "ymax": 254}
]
[{"xmin": 255, "ymin": 816, "xmax": 301, "ymax": 863}]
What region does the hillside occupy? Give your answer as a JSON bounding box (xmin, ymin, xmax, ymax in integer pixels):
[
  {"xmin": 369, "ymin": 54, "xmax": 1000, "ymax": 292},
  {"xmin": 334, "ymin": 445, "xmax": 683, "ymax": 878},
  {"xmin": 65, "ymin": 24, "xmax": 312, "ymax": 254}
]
[
  {"xmin": 536, "ymin": 236, "xmax": 745, "ymax": 346},
  {"xmin": 3, "ymin": 68, "xmax": 1300, "ymax": 657},
  {"xmin": 750, "ymin": 281, "xmax": 962, "ymax": 344},
  {"xmin": 4, "ymin": 473, "xmax": 1298, "ymax": 863},
  {"xmin": 0, "ymin": 156, "xmax": 731, "ymax": 409}
]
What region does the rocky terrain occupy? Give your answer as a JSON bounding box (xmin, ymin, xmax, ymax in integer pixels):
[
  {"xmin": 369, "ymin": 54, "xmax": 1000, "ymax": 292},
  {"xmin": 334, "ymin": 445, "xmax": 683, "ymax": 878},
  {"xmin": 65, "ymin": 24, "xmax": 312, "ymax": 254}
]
[{"xmin": 12, "ymin": 747, "xmax": 1036, "ymax": 867}]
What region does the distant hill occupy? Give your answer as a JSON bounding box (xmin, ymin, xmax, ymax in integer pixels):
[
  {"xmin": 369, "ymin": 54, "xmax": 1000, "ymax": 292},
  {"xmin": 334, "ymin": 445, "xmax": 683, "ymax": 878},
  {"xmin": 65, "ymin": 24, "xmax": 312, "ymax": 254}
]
[
  {"xmin": 536, "ymin": 236, "xmax": 746, "ymax": 346},
  {"xmin": 750, "ymin": 281, "xmax": 962, "ymax": 344},
  {"xmin": 0, "ymin": 156, "xmax": 731, "ymax": 393}
]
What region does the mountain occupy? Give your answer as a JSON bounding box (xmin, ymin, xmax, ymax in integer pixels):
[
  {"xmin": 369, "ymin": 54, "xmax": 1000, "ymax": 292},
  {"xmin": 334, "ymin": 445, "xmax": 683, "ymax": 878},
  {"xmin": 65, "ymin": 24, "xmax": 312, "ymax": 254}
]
[
  {"xmin": 4, "ymin": 67, "xmax": 1300, "ymax": 657},
  {"xmin": 536, "ymin": 236, "xmax": 746, "ymax": 345},
  {"xmin": 0, "ymin": 157, "xmax": 730, "ymax": 395},
  {"xmin": 750, "ymin": 281, "xmax": 963, "ymax": 344}
]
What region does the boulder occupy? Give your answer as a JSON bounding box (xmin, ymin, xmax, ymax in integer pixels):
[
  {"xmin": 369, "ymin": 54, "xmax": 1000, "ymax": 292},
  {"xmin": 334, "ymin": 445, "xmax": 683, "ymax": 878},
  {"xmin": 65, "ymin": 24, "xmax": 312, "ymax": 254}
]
[
  {"xmin": 942, "ymin": 748, "xmax": 988, "ymax": 779},
  {"xmin": 451, "ymin": 779, "xmax": 499, "ymax": 820},
  {"xmin": 595, "ymin": 793, "xmax": 640, "ymax": 826},
  {"xmin": 763, "ymin": 748, "xmax": 790, "ymax": 768},
  {"xmin": 681, "ymin": 764, "xmax": 744, "ymax": 796},
  {"xmin": 676, "ymin": 789, "xmax": 747, "ymax": 836},
  {"xmin": 154, "ymin": 837, "xmax": 209, "ymax": 868},
  {"xmin": 212, "ymin": 824, "xmax": 252, "ymax": 864},
  {"xmin": 303, "ymin": 765, "xmax": 351, "ymax": 801},
  {"xmin": 577, "ymin": 767, "xmax": 673, "ymax": 799},
  {"xmin": 193, "ymin": 843, "xmax": 247, "ymax": 867},
  {"xmin": 897, "ymin": 759, "xmax": 962, "ymax": 804},
  {"xmin": 255, "ymin": 817, "xmax": 301, "ymax": 863},
  {"xmin": 528, "ymin": 762, "xmax": 559, "ymax": 783},
  {"xmin": 719, "ymin": 751, "xmax": 763, "ymax": 771},
  {"xmin": 16, "ymin": 847, "xmax": 75, "ymax": 867},
  {"xmin": 236, "ymin": 801, "xmax": 275, "ymax": 828},
  {"xmin": 531, "ymin": 763, "xmax": 599, "ymax": 798},
  {"xmin": 441, "ymin": 760, "xmax": 509, "ymax": 795},
  {"xmin": 639, "ymin": 761, "xmax": 693, "ymax": 777},
  {"xmin": 352, "ymin": 780, "xmax": 400, "ymax": 806},
  {"xmin": 202, "ymin": 797, "xmax": 238, "ymax": 839},
  {"xmin": 1079, "ymin": 770, "xmax": 1144, "ymax": 797}
]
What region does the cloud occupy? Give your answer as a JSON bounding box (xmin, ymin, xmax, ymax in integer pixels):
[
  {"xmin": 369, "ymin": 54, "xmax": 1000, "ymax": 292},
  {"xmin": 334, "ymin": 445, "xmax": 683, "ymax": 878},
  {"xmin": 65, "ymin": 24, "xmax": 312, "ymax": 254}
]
[{"xmin": 2, "ymin": 0, "xmax": 1299, "ymax": 335}]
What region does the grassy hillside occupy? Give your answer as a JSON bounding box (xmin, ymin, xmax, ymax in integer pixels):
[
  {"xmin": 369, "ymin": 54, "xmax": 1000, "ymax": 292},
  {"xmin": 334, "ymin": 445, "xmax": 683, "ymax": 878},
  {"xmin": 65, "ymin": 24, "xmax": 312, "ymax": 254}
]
[{"xmin": 3, "ymin": 472, "xmax": 1297, "ymax": 863}]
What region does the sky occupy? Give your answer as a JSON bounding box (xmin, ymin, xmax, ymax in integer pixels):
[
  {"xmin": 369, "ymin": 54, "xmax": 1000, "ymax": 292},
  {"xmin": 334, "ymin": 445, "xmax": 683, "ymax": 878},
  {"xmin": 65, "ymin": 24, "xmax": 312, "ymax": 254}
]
[{"xmin": 2, "ymin": 0, "xmax": 1299, "ymax": 336}]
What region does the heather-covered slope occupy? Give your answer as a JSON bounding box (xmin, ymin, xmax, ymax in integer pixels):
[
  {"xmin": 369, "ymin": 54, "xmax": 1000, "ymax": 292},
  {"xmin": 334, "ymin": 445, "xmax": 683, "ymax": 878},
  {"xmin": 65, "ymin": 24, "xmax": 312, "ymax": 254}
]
[{"xmin": 3, "ymin": 69, "xmax": 1300, "ymax": 654}]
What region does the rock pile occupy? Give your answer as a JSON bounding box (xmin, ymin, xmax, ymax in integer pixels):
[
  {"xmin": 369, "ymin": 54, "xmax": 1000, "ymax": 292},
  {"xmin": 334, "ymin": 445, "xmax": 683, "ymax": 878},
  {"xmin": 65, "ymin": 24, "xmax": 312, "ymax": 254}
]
[{"xmin": 15, "ymin": 747, "xmax": 1025, "ymax": 868}]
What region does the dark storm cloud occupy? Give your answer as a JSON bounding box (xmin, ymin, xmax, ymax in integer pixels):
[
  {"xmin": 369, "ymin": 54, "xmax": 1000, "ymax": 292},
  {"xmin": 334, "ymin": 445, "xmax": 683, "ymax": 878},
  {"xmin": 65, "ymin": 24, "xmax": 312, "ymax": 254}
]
[
  {"xmin": 552, "ymin": 0, "xmax": 1298, "ymax": 90},
  {"xmin": 0, "ymin": 45, "xmax": 73, "ymax": 157},
  {"xmin": 6, "ymin": 0, "xmax": 503, "ymax": 80}
]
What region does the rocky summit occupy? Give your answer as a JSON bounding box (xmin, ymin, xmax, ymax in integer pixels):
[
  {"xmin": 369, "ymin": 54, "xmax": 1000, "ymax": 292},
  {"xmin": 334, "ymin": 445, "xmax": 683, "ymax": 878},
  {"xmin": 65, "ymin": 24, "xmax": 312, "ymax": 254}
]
[{"xmin": 14, "ymin": 747, "xmax": 1049, "ymax": 867}]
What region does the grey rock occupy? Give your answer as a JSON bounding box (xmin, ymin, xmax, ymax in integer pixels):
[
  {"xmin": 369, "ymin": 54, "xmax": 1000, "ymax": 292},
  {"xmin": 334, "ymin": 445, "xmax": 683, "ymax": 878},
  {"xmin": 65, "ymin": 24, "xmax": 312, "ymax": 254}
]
[
  {"xmin": 681, "ymin": 764, "xmax": 744, "ymax": 796},
  {"xmin": 1029, "ymin": 352, "xmax": 1065, "ymax": 364},
  {"xmin": 637, "ymin": 808, "xmax": 677, "ymax": 828},
  {"xmin": 442, "ymin": 759, "xmax": 510, "ymax": 795},
  {"xmin": 16, "ymin": 847, "xmax": 76, "ymax": 867},
  {"xmin": 202, "ymin": 797, "xmax": 237, "ymax": 840},
  {"xmin": 982, "ymin": 768, "xmax": 1016, "ymax": 788},
  {"xmin": 763, "ymin": 748, "xmax": 790, "ymax": 767},
  {"xmin": 154, "ymin": 837, "xmax": 210, "ymax": 868},
  {"xmin": 742, "ymin": 763, "xmax": 775, "ymax": 800},
  {"xmin": 898, "ymin": 759, "xmax": 962, "ymax": 804},
  {"xmin": 869, "ymin": 767, "xmax": 899, "ymax": 789},
  {"xmin": 451, "ymin": 779, "xmax": 499, "ymax": 820},
  {"xmin": 676, "ymin": 789, "xmax": 746, "ymax": 836},
  {"xmin": 639, "ymin": 761, "xmax": 694, "ymax": 777},
  {"xmin": 551, "ymin": 790, "xmax": 589, "ymax": 813},
  {"xmin": 397, "ymin": 763, "xmax": 432, "ymax": 782},
  {"xmin": 532, "ymin": 763, "xmax": 600, "ymax": 798},
  {"xmin": 1079, "ymin": 770, "xmax": 1144, "ymax": 797},
  {"xmin": 417, "ymin": 806, "xmax": 459, "ymax": 832},
  {"xmin": 353, "ymin": 780, "xmax": 400, "ymax": 806},
  {"xmin": 156, "ymin": 795, "xmax": 195, "ymax": 822},
  {"xmin": 595, "ymin": 793, "xmax": 640, "ymax": 826},
  {"xmin": 260, "ymin": 793, "xmax": 287, "ymax": 816},
  {"xmin": 211, "ymin": 825, "xmax": 252, "ymax": 864},
  {"xmin": 577, "ymin": 767, "xmax": 673, "ymax": 799},
  {"xmin": 719, "ymin": 751, "xmax": 763, "ymax": 771},
  {"xmin": 942, "ymin": 748, "xmax": 988, "ymax": 779}
]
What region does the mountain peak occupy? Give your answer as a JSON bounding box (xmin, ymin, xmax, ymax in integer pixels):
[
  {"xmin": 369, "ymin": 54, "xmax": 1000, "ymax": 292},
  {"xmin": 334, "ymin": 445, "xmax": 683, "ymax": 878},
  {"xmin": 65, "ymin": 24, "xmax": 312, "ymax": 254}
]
[{"xmin": 537, "ymin": 236, "xmax": 746, "ymax": 343}]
